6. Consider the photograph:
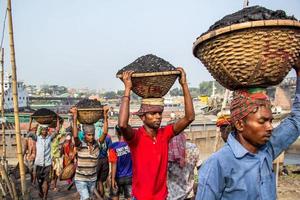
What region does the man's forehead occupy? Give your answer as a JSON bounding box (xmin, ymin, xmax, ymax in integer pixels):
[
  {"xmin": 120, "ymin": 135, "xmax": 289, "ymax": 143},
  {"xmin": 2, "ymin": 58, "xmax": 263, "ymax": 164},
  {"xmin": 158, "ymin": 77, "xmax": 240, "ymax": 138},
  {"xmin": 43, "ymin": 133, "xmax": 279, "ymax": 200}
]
[{"xmin": 249, "ymin": 106, "xmax": 273, "ymax": 119}]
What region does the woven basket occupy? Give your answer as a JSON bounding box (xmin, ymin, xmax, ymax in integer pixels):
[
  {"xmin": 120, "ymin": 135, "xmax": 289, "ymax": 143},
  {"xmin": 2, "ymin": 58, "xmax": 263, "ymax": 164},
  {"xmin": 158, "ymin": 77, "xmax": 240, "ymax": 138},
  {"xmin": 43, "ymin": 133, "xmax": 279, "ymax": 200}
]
[
  {"xmin": 193, "ymin": 20, "xmax": 300, "ymax": 90},
  {"xmin": 49, "ymin": 116, "xmax": 64, "ymax": 128},
  {"xmin": 117, "ymin": 71, "xmax": 180, "ymax": 98},
  {"xmin": 77, "ymin": 108, "xmax": 103, "ymax": 124},
  {"xmin": 31, "ymin": 115, "xmax": 56, "ymax": 125},
  {"xmin": 60, "ymin": 163, "xmax": 75, "ymax": 181}
]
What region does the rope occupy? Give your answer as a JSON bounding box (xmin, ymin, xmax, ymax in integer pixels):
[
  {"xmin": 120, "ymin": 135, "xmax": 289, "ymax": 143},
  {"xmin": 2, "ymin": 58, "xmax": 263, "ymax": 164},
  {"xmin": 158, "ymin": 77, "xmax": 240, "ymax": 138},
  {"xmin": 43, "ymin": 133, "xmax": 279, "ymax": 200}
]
[{"xmin": 0, "ymin": 8, "xmax": 8, "ymax": 50}]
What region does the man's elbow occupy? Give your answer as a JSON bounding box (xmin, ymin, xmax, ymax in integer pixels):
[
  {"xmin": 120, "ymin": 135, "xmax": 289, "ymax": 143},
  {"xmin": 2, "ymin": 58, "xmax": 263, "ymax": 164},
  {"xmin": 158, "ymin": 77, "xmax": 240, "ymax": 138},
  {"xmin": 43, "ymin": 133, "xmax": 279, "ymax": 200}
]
[
  {"xmin": 186, "ymin": 114, "xmax": 195, "ymax": 123},
  {"xmin": 118, "ymin": 122, "xmax": 129, "ymax": 129}
]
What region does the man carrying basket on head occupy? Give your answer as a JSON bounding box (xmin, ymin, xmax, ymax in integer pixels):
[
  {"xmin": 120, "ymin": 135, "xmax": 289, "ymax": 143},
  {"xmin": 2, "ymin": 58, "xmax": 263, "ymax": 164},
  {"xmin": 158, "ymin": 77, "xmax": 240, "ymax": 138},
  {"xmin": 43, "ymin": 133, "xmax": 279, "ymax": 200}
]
[
  {"xmin": 118, "ymin": 67, "xmax": 195, "ymax": 200},
  {"xmin": 70, "ymin": 105, "xmax": 109, "ymax": 200},
  {"xmin": 196, "ymin": 60, "xmax": 300, "ymax": 200},
  {"xmin": 33, "ymin": 116, "xmax": 60, "ymax": 200}
]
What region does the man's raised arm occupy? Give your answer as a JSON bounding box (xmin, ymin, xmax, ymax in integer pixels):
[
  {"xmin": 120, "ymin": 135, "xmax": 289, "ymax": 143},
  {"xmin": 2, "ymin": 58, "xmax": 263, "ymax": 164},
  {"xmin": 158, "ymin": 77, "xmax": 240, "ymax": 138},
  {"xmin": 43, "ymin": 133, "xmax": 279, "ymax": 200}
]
[
  {"xmin": 118, "ymin": 71, "xmax": 135, "ymax": 141},
  {"xmin": 173, "ymin": 67, "xmax": 195, "ymax": 135}
]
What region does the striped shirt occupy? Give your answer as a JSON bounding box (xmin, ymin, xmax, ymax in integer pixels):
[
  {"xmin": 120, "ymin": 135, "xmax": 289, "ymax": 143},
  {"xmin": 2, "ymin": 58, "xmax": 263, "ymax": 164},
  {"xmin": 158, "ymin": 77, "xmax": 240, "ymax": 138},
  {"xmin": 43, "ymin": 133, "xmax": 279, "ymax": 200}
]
[{"xmin": 75, "ymin": 139, "xmax": 100, "ymax": 182}]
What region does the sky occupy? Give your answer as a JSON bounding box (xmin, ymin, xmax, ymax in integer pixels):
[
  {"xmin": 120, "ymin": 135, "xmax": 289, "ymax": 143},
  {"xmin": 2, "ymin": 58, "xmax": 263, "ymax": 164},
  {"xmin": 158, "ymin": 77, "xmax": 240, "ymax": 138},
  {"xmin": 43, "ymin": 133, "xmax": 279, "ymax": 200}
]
[{"xmin": 0, "ymin": 0, "xmax": 299, "ymax": 91}]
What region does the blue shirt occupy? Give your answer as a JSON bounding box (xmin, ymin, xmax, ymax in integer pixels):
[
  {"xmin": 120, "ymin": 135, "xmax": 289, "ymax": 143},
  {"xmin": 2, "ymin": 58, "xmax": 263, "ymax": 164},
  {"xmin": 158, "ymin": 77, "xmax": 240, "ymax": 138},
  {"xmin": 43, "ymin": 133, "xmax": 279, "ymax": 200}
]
[
  {"xmin": 98, "ymin": 135, "xmax": 112, "ymax": 158},
  {"xmin": 34, "ymin": 134, "xmax": 54, "ymax": 167},
  {"xmin": 196, "ymin": 80, "xmax": 300, "ymax": 200},
  {"xmin": 109, "ymin": 141, "xmax": 132, "ymax": 178}
]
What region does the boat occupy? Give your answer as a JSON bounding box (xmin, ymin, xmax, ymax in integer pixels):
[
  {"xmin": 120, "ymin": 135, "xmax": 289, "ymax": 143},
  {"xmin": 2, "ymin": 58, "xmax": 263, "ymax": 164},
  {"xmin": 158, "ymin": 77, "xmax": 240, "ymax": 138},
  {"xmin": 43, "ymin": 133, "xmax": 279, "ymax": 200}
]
[{"xmin": 0, "ymin": 74, "xmax": 29, "ymax": 111}]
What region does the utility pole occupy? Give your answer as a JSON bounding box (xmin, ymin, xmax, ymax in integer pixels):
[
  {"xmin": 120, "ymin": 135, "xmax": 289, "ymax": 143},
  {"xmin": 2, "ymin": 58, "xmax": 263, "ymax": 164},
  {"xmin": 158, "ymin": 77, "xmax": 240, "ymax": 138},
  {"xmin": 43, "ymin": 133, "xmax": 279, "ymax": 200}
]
[{"xmin": 7, "ymin": 0, "xmax": 27, "ymax": 197}]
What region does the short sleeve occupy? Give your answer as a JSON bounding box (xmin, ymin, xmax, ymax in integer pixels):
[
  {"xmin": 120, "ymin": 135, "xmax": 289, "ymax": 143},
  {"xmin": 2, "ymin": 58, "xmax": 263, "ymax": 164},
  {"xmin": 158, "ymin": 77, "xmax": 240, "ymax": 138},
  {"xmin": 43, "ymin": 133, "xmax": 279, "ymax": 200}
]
[
  {"xmin": 108, "ymin": 148, "xmax": 117, "ymax": 163},
  {"xmin": 163, "ymin": 124, "xmax": 175, "ymax": 141},
  {"xmin": 125, "ymin": 128, "xmax": 139, "ymax": 147}
]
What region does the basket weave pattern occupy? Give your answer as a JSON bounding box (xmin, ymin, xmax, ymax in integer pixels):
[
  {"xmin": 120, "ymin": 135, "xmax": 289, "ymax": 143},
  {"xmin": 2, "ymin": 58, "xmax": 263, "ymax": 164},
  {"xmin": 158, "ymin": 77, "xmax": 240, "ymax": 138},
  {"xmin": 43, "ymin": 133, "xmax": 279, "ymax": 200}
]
[
  {"xmin": 32, "ymin": 115, "xmax": 56, "ymax": 125},
  {"xmin": 60, "ymin": 163, "xmax": 75, "ymax": 180},
  {"xmin": 193, "ymin": 20, "xmax": 300, "ymax": 90},
  {"xmin": 77, "ymin": 109, "xmax": 103, "ymax": 124},
  {"xmin": 132, "ymin": 74, "xmax": 178, "ymax": 98}
]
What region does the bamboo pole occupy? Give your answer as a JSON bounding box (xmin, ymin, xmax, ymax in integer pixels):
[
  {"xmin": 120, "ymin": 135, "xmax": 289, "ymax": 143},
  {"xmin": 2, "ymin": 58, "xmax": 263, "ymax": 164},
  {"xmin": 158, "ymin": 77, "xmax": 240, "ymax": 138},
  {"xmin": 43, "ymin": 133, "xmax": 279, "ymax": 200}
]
[
  {"xmin": 0, "ymin": 164, "xmax": 16, "ymax": 199},
  {"xmin": 7, "ymin": 0, "xmax": 27, "ymax": 197},
  {"xmin": 0, "ymin": 49, "xmax": 6, "ymax": 167},
  {"xmin": 0, "ymin": 181, "xmax": 7, "ymax": 198}
]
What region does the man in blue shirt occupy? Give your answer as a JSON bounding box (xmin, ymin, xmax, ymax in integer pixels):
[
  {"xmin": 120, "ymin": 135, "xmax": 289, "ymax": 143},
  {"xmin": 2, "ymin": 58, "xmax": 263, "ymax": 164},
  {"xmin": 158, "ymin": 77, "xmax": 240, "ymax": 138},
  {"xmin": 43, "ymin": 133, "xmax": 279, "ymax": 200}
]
[
  {"xmin": 109, "ymin": 125, "xmax": 132, "ymax": 200},
  {"xmin": 95, "ymin": 120, "xmax": 112, "ymax": 198},
  {"xmin": 33, "ymin": 116, "xmax": 60, "ymax": 200},
  {"xmin": 196, "ymin": 63, "xmax": 300, "ymax": 200}
]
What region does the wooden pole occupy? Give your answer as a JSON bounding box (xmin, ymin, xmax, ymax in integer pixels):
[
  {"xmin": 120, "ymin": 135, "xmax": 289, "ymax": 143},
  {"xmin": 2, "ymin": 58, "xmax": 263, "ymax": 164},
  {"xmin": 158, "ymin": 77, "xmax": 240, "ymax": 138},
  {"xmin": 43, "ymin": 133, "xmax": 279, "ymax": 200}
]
[
  {"xmin": 0, "ymin": 164, "xmax": 16, "ymax": 199},
  {"xmin": 7, "ymin": 0, "xmax": 27, "ymax": 197},
  {"xmin": 0, "ymin": 49, "xmax": 6, "ymax": 167}
]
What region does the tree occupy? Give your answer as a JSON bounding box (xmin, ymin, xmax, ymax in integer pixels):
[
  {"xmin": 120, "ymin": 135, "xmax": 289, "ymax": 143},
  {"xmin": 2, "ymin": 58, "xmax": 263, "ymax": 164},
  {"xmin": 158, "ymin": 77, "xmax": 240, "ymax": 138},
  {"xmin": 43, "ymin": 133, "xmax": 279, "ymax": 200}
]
[
  {"xmin": 104, "ymin": 91, "xmax": 117, "ymax": 99},
  {"xmin": 199, "ymin": 81, "xmax": 225, "ymax": 96},
  {"xmin": 169, "ymin": 88, "xmax": 182, "ymax": 96}
]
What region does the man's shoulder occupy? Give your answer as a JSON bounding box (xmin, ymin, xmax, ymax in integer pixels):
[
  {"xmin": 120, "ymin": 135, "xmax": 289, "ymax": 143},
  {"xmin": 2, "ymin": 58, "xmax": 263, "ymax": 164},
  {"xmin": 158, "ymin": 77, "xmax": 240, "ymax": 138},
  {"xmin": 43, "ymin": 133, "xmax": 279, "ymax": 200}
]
[{"xmin": 206, "ymin": 145, "xmax": 235, "ymax": 166}]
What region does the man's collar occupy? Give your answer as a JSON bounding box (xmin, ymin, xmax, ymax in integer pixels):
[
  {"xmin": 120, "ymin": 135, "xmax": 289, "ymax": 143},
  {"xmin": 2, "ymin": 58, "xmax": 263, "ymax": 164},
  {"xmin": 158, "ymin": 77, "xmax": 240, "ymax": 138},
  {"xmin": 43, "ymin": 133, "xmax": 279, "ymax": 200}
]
[{"xmin": 227, "ymin": 132, "xmax": 251, "ymax": 158}]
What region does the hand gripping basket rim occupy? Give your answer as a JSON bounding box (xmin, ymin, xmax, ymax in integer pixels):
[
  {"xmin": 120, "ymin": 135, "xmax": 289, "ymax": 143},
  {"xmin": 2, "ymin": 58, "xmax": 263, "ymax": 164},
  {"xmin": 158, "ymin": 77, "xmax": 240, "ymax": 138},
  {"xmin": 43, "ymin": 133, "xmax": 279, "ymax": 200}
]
[
  {"xmin": 116, "ymin": 70, "xmax": 181, "ymax": 78},
  {"xmin": 117, "ymin": 70, "xmax": 181, "ymax": 98},
  {"xmin": 77, "ymin": 107, "xmax": 104, "ymax": 124},
  {"xmin": 193, "ymin": 19, "xmax": 300, "ymax": 54}
]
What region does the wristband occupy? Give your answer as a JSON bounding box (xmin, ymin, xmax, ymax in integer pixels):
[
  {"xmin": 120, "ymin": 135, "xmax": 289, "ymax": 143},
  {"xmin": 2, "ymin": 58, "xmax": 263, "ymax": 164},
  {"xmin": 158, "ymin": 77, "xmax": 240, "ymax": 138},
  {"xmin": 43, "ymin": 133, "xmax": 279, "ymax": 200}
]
[{"xmin": 122, "ymin": 96, "xmax": 130, "ymax": 100}]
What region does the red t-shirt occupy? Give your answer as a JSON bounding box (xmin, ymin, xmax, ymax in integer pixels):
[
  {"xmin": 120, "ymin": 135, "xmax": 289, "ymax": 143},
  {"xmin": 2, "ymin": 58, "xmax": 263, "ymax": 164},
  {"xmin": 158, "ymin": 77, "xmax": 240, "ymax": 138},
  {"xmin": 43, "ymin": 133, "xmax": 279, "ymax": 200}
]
[{"xmin": 126, "ymin": 124, "xmax": 174, "ymax": 200}]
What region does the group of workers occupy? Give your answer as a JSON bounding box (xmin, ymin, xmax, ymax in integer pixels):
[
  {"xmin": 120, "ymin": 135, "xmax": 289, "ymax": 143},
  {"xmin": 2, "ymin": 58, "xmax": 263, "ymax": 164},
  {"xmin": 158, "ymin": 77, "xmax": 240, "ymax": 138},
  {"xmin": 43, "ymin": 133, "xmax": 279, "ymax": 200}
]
[{"xmin": 22, "ymin": 61, "xmax": 300, "ymax": 200}]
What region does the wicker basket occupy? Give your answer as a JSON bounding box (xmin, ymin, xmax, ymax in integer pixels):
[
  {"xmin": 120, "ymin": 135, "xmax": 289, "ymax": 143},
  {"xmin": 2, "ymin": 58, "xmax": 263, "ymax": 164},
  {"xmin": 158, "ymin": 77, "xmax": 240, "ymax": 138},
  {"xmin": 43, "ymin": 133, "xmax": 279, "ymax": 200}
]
[
  {"xmin": 77, "ymin": 108, "xmax": 103, "ymax": 124},
  {"xmin": 60, "ymin": 163, "xmax": 76, "ymax": 181},
  {"xmin": 49, "ymin": 116, "xmax": 64, "ymax": 128},
  {"xmin": 31, "ymin": 115, "xmax": 56, "ymax": 125},
  {"xmin": 193, "ymin": 20, "xmax": 300, "ymax": 90},
  {"xmin": 117, "ymin": 71, "xmax": 180, "ymax": 98}
]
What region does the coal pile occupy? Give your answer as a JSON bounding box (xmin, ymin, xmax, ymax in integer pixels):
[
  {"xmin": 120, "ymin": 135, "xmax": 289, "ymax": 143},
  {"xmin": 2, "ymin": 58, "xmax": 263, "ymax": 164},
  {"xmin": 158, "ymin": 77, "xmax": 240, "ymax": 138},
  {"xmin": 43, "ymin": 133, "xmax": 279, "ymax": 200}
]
[
  {"xmin": 117, "ymin": 54, "xmax": 176, "ymax": 75},
  {"xmin": 75, "ymin": 98, "xmax": 102, "ymax": 108},
  {"xmin": 32, "ymin": 108, "xmax": 57, "ymax": 117},
  {"xmin": 203, "ymin": 6, "xmax": 298, "ymax": 35}
]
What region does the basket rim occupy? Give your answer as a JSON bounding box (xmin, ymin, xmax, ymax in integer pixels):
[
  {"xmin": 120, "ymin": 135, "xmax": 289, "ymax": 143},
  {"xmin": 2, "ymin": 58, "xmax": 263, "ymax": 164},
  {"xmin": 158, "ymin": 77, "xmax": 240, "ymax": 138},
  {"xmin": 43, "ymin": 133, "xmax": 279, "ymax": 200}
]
[
  {"xmin": 116, "ymin": 70, "xmax": 180, "ymax": 78},
  {"xmin": 77, "ymin": 107, "xmax": 103, "ymax": 111},
  {"xmin": 193, "ymin": 19, "xmax": 300, "ymax": 56}
]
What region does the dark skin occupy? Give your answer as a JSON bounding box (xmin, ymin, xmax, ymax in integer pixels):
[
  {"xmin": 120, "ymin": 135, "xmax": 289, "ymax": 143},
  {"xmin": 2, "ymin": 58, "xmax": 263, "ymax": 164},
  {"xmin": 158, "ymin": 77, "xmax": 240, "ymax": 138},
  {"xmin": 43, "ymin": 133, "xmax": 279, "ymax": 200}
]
[
  {"xmin": 70, "ymin": 106, "xmax": 109, "ymax": 198},
  {"xmin": 220, "ymin": 125, "xmax": 230, "ymax": 143},
  {"xmin": 70, "ymin": 106, "xmax": 109, "ymax": 146},
  {"xmin": 235, "ymin": 61, "xmax": 300, "ymax": 154},
  {"xmin": 24, "ymin": 117, "xmax": 38, "ymax": 184},
  {"xmin": 118, "ymin": 67, "xmax": 195, "ymax": 140},
  {"xmin": 235, "ymin": 106, "xmax": 273, "ymax": 153},
  {"xmin": 31, "ymin": 115, "xmax": 60, "ymax": 200},
  {"xmin": 111, "ymin": 134, "xmax": 128, "ymax": 200}
]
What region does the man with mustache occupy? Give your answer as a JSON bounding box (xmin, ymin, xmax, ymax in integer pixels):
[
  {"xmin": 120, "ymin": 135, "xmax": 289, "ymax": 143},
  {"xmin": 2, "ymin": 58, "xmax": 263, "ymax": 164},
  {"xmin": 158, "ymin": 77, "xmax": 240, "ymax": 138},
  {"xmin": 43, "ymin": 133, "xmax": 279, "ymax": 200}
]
[
  {"xmin": 118, "ymin": 67, "xmax": 195, "ymax": 200},
  {"xmin": 196, "ymin": 61, "xmax": 300, "ymax": 200}
]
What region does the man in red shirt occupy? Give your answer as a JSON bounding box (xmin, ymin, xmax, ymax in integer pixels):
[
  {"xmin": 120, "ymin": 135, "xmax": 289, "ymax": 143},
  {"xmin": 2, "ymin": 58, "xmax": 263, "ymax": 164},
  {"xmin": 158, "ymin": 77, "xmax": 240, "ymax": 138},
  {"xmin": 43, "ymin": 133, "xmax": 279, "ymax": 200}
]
[{"xmin": 118, "ymin": 67, "xmax": 195, "ymax": 200}]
